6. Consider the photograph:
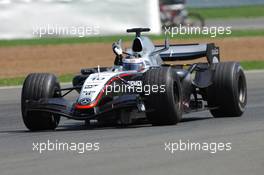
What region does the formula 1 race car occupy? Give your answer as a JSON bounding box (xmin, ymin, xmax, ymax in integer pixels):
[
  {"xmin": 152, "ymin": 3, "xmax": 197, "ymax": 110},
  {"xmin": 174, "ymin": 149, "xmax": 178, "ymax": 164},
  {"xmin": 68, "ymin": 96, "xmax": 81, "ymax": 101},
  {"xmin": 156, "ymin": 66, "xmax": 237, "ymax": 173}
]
[{"xmin": 21, "ymin": 28, "xmax": 247, "ymax": 131}]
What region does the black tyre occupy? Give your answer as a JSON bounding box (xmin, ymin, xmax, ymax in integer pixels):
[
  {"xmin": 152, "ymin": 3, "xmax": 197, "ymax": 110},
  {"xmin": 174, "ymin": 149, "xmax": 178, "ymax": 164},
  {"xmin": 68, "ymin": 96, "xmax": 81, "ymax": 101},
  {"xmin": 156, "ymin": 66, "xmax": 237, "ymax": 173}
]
[
  {"xmin": 21, "ymin": 73, "xmax": 61, "ymax": 131},
  {"xmin": 207, "ymin": 62, "xmax": 247, "ymax": 117},
  {"xmin": 143, "ymin": 67, "xmax": 182, "ymax": 125}
]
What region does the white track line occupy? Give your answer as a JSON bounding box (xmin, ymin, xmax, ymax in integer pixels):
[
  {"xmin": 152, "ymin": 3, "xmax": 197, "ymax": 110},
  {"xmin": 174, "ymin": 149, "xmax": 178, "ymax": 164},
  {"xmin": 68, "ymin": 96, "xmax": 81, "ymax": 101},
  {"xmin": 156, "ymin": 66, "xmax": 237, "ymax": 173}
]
[{"xmin": 244, "ymin": 70, "xmax": 264, "ymax": 74}]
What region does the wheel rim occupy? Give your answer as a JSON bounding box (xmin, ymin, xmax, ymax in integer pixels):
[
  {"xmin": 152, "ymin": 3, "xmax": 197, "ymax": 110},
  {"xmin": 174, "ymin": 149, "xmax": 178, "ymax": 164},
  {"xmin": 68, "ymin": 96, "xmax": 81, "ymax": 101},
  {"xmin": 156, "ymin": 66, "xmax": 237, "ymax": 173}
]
[
  {"xmin": 173, "ymin": 81, "xmax": 180, "ymax": 107},
  {"xmin": 238, "ymin": 74, "xmax": 246, "ymax": 104},
  {"xmin": 52, "ymin": 85, "xmax": 61, "ymax": 126}
]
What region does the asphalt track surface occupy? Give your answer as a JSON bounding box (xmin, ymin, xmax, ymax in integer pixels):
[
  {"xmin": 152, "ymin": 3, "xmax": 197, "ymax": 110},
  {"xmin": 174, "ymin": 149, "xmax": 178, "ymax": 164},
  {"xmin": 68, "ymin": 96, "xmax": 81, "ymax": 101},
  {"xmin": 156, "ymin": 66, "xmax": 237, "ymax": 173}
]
[
  {"xmin": 0, "ymin": 71, "xmax": 263, "ymax": 175},
  {"xmin": 207, "ymin": 17, "xmax": 264, "ymax": 29}
]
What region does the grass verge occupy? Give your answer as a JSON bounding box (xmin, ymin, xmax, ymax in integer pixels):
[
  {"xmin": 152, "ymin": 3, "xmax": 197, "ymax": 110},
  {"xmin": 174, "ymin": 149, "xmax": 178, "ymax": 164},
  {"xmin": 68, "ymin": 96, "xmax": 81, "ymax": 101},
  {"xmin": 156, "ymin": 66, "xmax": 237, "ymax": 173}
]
[
  {"xmin": 240, "ymin": 61, "xmax": 264, "ymax": 70},
  {"xmin": 0, "ymin": 61, "xmax": 263, "ymax": 87},
  {"xmin": 189, "ymin": 5, "xmax": 264, "ymax": 19},
  {"xmin": 0, "ymin": 74, "xmax": 75, "ymax": 87},
  {"xmin": 0, "ymin": 29, "xmax": 263, "ymax": 47}
]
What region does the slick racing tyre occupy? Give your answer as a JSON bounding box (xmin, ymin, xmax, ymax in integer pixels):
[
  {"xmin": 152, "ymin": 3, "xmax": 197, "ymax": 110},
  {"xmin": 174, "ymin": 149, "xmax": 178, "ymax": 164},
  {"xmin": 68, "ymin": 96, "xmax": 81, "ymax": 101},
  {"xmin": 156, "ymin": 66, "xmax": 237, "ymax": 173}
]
[
  {"xmin": 21, "ymin": 73, "xmax": 61, "ymax": 131},
  {"xmin": 207, "ymin": 62, "xmax": 247, "ymax": 117},
  {"xmin": 143, "ymin": 67, "xmax": 182, "ymax": 125}
]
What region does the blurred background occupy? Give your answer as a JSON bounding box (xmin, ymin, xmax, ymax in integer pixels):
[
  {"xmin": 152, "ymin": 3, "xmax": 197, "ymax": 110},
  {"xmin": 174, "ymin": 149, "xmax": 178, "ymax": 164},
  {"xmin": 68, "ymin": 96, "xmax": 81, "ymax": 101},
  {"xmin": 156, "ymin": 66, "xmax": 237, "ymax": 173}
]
[{"xmin": 0, "ymin": 0, "xmax": 263, "ymax": 85}]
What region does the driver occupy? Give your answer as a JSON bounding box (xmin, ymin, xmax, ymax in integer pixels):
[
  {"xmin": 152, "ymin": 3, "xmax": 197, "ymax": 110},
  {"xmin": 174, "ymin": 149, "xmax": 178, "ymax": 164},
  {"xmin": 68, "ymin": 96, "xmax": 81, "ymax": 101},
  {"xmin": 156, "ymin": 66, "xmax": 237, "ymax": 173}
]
[
  {"xmin": 112, "ymin": 41, "xmax": 123, "ymax": 66},
  {"xmin": 122, "ymin": 56, "xmax": 145, "ymax": 71},
  {"xmin": 112, "ymin": 40, "xmax": 145, "ymax": 71}
]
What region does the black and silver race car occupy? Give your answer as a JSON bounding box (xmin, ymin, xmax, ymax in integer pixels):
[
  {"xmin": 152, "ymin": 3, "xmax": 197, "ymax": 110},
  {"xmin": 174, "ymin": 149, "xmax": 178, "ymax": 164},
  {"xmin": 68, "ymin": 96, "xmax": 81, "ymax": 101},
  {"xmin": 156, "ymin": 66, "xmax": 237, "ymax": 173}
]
[{"xmin": 21, "ymin": 28, "xmax": 247, "ymax": 131}]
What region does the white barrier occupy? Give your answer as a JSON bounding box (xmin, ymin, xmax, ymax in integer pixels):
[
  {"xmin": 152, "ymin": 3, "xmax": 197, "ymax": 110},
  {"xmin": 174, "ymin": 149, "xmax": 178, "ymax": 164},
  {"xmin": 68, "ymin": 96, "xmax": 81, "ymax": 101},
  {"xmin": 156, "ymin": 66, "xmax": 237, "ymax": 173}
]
[{"xmin": 0, "ymin": 0, "xmax": 161, "ymax": 39}]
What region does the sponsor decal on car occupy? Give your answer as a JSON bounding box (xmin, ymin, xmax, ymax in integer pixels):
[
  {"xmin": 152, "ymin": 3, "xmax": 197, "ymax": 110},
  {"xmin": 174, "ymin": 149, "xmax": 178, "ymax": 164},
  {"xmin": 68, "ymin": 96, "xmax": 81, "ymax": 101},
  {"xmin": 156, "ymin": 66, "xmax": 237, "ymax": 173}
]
[{"xmin": 79, "ymin": 98, "xmax": 91, "ymax": 105}]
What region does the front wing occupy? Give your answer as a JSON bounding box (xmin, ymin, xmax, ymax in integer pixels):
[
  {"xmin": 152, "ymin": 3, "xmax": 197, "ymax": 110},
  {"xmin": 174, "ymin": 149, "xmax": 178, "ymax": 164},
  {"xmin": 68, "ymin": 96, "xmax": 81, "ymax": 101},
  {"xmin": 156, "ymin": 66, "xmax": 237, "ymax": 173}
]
[{"xmin": 25, "ymin": 94, "xmax": 139, "ymax": 120}]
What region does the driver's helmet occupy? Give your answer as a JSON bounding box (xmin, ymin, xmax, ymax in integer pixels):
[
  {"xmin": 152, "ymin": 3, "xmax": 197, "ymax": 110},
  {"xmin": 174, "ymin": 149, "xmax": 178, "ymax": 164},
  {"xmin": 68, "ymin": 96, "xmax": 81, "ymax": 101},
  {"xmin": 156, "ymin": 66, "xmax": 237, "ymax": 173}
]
[{"xmin": 123, "ymin": 56, "xmax": 145, "ymax": 71}]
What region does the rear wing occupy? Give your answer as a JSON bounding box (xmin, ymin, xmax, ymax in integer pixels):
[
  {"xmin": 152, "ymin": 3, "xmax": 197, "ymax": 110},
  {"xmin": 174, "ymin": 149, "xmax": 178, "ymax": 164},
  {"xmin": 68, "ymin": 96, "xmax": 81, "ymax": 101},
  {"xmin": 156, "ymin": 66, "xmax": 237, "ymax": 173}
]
[{"xmin": 155, "ymin": 43, "xmax": 220, "ymax": 64}]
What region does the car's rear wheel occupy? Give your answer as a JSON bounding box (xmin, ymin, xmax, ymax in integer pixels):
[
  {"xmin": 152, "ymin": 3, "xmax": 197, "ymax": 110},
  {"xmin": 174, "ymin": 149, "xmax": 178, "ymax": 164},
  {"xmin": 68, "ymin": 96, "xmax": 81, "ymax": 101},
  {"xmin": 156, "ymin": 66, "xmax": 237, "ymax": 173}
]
[
  {"xmin": 207, "ymin": 62, "xmax": 247, "ymax": 117},
  {"xmin": 143, "ymin": 67, "xmax": 182, "ymax": 125},
  {"xmin": 21, "ymin": 73, "xmax": 61, "ymax": 131}
]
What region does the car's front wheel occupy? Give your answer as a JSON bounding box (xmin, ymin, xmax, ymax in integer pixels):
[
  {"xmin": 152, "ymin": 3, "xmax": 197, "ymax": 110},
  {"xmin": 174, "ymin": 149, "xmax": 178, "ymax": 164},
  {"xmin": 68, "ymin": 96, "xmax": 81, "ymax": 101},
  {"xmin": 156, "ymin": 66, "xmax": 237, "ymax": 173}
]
[
  {"xmin": 143, "ymin": 67, "xmax": 182, "ymax": 125},
  {"xmin": 21, "ymin": 73, "xmax": 61, "ymax": 131}
]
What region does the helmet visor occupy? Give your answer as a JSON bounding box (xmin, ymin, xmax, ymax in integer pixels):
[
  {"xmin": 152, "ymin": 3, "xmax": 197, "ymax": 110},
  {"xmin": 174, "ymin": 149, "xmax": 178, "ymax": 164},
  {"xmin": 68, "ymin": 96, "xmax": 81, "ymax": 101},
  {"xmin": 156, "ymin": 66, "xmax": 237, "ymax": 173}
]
[{"xmin": 123, "ymin": 63, "xmax": 144, "ymax": 71}]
